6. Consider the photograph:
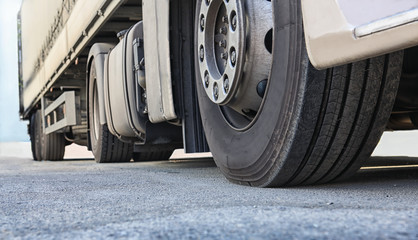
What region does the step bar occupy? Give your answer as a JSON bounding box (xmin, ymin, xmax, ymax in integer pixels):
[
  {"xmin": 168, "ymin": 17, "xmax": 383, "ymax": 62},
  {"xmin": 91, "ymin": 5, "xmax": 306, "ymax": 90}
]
[{"xmin": 41, "ymin": 91, "xmax": 80, "ymax": 135}]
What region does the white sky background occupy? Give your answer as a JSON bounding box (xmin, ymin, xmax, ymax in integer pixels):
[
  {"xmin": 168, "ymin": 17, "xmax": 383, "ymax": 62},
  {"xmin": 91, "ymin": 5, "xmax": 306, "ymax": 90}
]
[{"xmin": 0, "ymin": 0, "xmax": 28, "ymax": 142}]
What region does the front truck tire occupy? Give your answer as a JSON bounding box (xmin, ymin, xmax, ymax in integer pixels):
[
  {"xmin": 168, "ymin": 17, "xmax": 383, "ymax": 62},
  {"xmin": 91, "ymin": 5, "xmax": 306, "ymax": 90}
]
[
  {"xmin": 29, "ymin": 110, "xmax": 65, "ymax": 161},
  {"xmin": 88, "ymin": 58, "xmax": 133, "ymax": 163},
  {"xmin": 195, "ymin": 0, "xmax": 403, "ymax": 186}
]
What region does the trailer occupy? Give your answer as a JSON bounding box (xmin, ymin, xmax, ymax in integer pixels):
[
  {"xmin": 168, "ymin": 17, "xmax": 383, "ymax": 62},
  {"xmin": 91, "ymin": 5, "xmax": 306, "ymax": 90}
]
[{"xmin": 18, "ymin": 0, "xmax": 418, "ymax": 186}]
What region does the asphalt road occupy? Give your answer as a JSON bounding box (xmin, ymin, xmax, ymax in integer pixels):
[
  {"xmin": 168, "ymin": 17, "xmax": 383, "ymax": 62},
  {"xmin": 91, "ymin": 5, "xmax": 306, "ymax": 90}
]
[{"xmin": 0, "ymin": 146, "xmax": 417, "ymax": 239}]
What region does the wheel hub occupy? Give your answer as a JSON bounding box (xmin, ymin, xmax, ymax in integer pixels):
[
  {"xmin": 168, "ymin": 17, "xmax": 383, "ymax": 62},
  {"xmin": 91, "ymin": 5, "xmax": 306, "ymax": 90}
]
[{"xmin": 197, "ymin": 0, "xmax": 273, "ymax": 117}]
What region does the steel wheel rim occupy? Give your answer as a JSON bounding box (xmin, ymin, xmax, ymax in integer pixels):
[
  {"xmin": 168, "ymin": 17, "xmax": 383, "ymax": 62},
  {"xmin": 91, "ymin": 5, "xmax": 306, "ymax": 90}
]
[{"xmin": 197, "ymin": 0, "xmax": 273, "ymax": 131}]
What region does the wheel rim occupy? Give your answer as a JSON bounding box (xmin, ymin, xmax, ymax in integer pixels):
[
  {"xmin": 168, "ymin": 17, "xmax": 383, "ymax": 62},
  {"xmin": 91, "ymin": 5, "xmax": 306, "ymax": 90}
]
[{"xmin": 197, "ymin": 0, "xmax": 273, "ymax": 130}]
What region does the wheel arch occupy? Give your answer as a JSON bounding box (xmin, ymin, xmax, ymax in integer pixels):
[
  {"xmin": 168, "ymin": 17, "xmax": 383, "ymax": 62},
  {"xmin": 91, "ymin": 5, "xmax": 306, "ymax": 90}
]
[{"xmin": 86, "ymin": 43, "xmax": 115, "ymax": 149}]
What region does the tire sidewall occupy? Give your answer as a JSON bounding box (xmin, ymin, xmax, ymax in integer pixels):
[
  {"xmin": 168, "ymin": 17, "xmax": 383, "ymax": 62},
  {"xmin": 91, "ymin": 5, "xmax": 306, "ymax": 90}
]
[
  {"xmin": 31, "ymin": 111, "xmax": 43, "ymax": 161},
  {"xmin": 195, "ymin": 0, "xmax": 306, "ymax": 185},
  {"xmin": 88, "ymin": 61, "xmax": 103, "ymax": 157}
]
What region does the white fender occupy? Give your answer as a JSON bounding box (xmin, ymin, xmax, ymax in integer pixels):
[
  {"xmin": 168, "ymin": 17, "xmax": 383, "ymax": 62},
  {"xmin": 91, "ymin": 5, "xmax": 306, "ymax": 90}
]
[{"xmin": 302, "ymin": 0, "xmax": 418, "ymax": 69}]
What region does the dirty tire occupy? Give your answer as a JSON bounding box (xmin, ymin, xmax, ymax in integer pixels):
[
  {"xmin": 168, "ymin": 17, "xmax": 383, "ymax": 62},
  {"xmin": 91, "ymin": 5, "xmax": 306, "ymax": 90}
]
[
  {"xmin": 195, "ymin": 0, "xmax": 403, "ymax": 186},
  {"xmin": 88, "ymin": 58, "xmax": 133, "ymax": 163}
]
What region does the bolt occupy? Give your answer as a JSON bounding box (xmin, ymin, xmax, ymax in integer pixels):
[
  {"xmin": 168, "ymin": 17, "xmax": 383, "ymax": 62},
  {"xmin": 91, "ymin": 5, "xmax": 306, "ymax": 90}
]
[
  {"xmin": 223, "ymin": 77, "xmax": 230, "ymax": 93},
  {"xmin": 222, "ymin": 15, "xmax": 228, "ymax": 23},
  {"xmin": 213, "ymin": 83, "xmax": 219, "ymax": 100},
  {"xmin": 221, "ymin": 52, "xmax": 228, "ymax": 60},
  {"xmin": 200, "ymin": 16, "xmax": 205, "ymax": 30},
  {"xmin": 200, "ymin": 46, "xmax": 204, "ymax": 61},
  {"xmin": 140, "ymin": 58, "xmax": 145, "ymax": 69},
  {"xmin": 219, "ymin": 40, "xmax": 227, "ymax": 48},
  {"xmin": 219, "ymin": 26, "xmax": 227, "ymax": 35},
  {"xmin": 230, "ymin": 49, "xmax": 236, "ymax": 65},
  {"xmin": 204, "ymin": 72, "xmax": 210, "ymax": 88},
  {"xmin": 231, "ymin": 15, "xmax": 237, "ymax": 30}
]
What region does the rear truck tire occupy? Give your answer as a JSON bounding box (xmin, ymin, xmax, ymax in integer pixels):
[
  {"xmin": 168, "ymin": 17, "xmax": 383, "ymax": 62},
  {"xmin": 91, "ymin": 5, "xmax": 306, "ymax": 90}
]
[
  {"xmin": 195, "ymin": 0, "xmax": 403, "ymax": 186},
  {"xmin": 88, "ymin": 58, "xmax": 133, "ymax": 163},
  {"xmin": 29, "ymin": 112, "xmax": 41, "ymax": 161},
  {"xmin": 29, "ymin": 110, "xmax": 65, "ymax": 161}
]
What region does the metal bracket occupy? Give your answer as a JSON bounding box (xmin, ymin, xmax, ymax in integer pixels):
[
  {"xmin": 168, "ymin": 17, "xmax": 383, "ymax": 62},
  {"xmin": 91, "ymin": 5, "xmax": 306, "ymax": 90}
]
[
  {"xmin": 41, "ymin": 91, "xmax": 79, "ymax": 135},
  {"xmin": 142, "ymin": 0, "xmax": 177, "ymax": 123}
]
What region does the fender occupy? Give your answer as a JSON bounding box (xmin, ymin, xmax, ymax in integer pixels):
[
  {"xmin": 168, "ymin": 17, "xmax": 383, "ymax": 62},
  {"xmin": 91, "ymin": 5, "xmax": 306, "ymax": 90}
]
[
  {"xmin": 87, "ymin": 43, "xmax": 115, "ymax": 126},
  {"xmin": 302, "ymin": 0, "xmax": 418, "ymax": 69}
]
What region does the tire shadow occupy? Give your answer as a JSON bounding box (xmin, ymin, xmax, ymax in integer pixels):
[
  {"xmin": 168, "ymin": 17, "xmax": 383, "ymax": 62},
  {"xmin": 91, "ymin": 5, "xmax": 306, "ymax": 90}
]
[
  {"xmin": 351, "ymin": 157, "xmax": 418, "ymax": 181},
  {"xmin": 314, "ymin": 156, "xmax": 418, "ymax": 189},
  {"xmin": 50, "ymin": 158, "xmax": 95, "ymax": 162},
  {"xmin": 56, "ymin": 155, "xmax": 418, "ymax": 187},
  {"xmin": 161, "ymin": 158, "xmax": 217, "ymax": 169}
]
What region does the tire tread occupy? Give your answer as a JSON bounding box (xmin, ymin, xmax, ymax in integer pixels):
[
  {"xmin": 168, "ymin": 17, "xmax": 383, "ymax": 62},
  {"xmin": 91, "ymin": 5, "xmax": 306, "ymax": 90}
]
[
  {"xmin": 94, "ymin": 124, "xmax": 133, "ymax": 163},
  {"xmin": 287, "ymin": 53, "xmax": 402, "ymax": 186}
]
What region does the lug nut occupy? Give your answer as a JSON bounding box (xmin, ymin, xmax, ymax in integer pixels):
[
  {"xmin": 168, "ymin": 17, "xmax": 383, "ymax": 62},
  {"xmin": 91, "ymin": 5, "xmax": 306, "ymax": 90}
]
[
  {"xmin": 231, "ymin": 15, "xmax": 237, "ymax": 31},
  {"xmin": 200, "ymin": 16, "xmax": 205, "ymax": 31},
  {"xmin": 219, "ymin": 26, "xmax": 227, "ymax": 35},
  {"xmin": 230, "ymin": 49, "xmax": 236, "ymax": 65},
  {"xmin": 219, "ymin": 40, "xmax": 227, "ymax": 48},
  {"xmin": 204, "ymin": 72, "xmax": 210, "ymax": 88},
  {"xmin": 139, "ymin": 58, "xmax": 145, "ymax": 69},
  {"xmin": 213, "ymin": 83, "xmax": 219, "ymax": 100},
  {"xmin": 200, "ymin": 46, "xmax": 204, "ymax": 62},
  {"xmin": 223, "ymin": 77, "xmax": 230, "ymax": 93},
  {"xmin": 221, "ymin": 52, "xmax": 228, "ymax": 60},
  {"xmin": 222, "ymin": 15, "xmax": 228, "ymax": 23}
]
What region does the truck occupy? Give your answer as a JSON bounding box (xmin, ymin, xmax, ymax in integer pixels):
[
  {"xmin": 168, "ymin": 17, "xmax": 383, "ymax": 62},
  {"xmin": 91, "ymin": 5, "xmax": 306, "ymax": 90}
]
[{"xmin": 18, "ymin": 0, "xmax": 418, "ymax": 187}]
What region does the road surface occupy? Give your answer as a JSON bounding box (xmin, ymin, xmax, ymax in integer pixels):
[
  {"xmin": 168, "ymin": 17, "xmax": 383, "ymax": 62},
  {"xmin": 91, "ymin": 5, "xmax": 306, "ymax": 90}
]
[{"xmin": 0, "ymin": 142, "xmax": 417, "ymax": 239}]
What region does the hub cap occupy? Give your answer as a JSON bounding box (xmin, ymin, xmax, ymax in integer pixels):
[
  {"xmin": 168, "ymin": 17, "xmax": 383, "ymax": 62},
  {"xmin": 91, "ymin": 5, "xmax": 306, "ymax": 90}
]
[{"xmin": 197, "ymin": 0, "xmax": 273, "ymax": 120}]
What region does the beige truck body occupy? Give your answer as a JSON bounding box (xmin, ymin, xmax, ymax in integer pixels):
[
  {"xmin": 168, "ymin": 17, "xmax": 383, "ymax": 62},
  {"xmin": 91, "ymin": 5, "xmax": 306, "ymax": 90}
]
[
  {"xmin": 19, "ymin": 0, "xmax": 126, "ymax": 117},
  {"xmin": 302, "ymin": 0, "xmax": 418, "ymax": 69},
  {"xmin": 19, "ymin": 0, "xmax": 418, "ymax": 117}
]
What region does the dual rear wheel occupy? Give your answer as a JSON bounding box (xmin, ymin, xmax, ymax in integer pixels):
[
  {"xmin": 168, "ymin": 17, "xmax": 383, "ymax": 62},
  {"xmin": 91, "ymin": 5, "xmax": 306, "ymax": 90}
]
[
  {"xmin": 87, "ymin": 56, "xmax": 174, "ymax": 163},
  {"xmin": 29, "ymin": 110, "xmax": 65, "ymax": 161}
]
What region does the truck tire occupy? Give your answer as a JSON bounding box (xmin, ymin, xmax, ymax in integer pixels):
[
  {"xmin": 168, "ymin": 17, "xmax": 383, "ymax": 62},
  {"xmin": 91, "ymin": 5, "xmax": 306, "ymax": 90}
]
[
  {"xmin": 88, "ymin": 58, "xmax": 133, "ymax": 163},
  {"xmin": 195, "ymin": 0, "xmax": 403, "ymax": 186},
  {"xmin": 29, "ymin": 111, "xmax": 42, "ymax": 161},
  {"xmin": 133, "ymin": 150, "xmax": 174, "ymax": 162},
  {"xmin": 30, "ymin": 110, "xmax": 65, "ymax": 161}
]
